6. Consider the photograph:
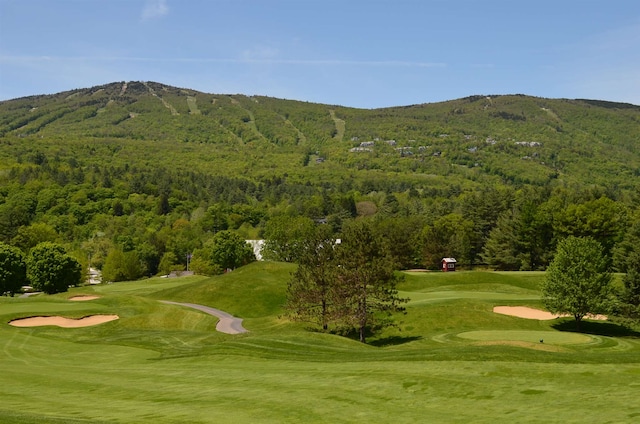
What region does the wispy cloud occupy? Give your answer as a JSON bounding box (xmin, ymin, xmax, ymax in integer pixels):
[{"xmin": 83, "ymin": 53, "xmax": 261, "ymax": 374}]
[
  {"xmin": 141, "ymin": 0, "xmax": 169, "ymax": 21},
  {"xmin": 0, "ymin": 55, "xmax": 445, "ymax": 68}
]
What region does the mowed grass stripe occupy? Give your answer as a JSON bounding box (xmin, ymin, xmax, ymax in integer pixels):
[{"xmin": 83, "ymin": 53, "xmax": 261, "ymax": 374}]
[{"xmin": 0, "ymin": 263, "xmax": 639, "ymax": 423}]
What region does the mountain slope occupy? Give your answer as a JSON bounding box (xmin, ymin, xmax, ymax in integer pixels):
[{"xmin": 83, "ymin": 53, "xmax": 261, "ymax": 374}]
[
  {"xmin": 1, "ymin": 82, "xmax": 640, "ymax": 273},
  {"xmin": 2, "ymin": 82, "xmax": 638, "ymax": 195}
]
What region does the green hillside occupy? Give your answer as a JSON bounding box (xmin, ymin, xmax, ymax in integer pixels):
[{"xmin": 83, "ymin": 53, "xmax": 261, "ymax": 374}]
[{"xmin": 1, "ymin": 82, "xmax": 639, "ymax": 274}]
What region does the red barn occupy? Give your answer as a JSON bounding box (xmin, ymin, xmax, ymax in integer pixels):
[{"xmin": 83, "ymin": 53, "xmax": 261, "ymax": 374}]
[{"xmin": 441, "ymin": 258, "xmax": 457, "ymax": 272}]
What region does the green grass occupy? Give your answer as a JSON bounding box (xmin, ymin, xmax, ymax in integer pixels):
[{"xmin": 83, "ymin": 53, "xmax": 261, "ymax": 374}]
[{"xmin": 1, "ymin": 264, "xmax": 639, "ymax": 423}]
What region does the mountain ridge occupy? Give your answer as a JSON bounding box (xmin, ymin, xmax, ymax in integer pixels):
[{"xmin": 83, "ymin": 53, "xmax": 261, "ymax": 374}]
[
  {"xmin": 1, "ymin": 80, "xmax": 639, "ymax": 272},
  {"xmin": 1, "ymin": 80, "xmax": 639, "ymax": 194},
  {"xmin": 3, "ymin": 80, "xmax": 639, "ymax": 110}
]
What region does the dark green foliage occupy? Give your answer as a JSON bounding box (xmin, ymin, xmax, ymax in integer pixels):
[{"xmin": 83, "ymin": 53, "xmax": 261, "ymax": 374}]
[
  {"xmin": 482, "ymin": 191, "xmax": 555, "ymax": 270},
  {"xmin": 158, "ymin": 251, "xmax": 181, "ymax": 276},
  {"xmin": 0, "ymin": 242, "xmax": 27, "ymax": 295},
  {"xmin": 421, "ymin": 213, "xmax": 474, "ymax": 269},
  {"xmin": 262, "ymin": 216, "xmax": 316, "ymax": 262},
  {"xmin": 101, "ymin": 249, "xmax": 145, "ymax": 282},
  {"xmin": 542, "ymin": 236, "xmax": 613, "ymax": 330},
  {"xmin": 617, "ymin": 251, "xmax": 640, "ymax": 320},
  {"xmin": 333, "ymin": 220, "xmax": 407, "ymax": 343},
  {"xmin": 612, "ymin": 219, "xmax": 640, "ymax": 273},
  {"xmin": 11, "ymin": 222, "xmax": 59, "ymax": 252},
  {"xmin": 26, "ymin": 242, "xmax": 82, "ymax": 294},
  {"xmin": 0, "ymin": 82, "xmax": 639, "ymax": 279},
  {"xmin": 207, "ymin": 230, "xmax": 255, "ymax": 271},
  {"xmin": 286, "ymin": 225, "xmax": 338, "ymax": 330},
  {"xmin": 286, "ymin": 220, "xmax": 406, "ymax": 343},
  {"xmin": 0, "ymin": 191, "xmax": 37, "ymax": 241}
]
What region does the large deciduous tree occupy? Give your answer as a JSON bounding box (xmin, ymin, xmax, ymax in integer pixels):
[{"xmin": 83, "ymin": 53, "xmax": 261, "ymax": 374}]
[
  {"xmin": 11, "ymin": 223, "xmax": 60, "ymax": 253},
  {"xmin": 0, "ymin": 242, "xmax": 27, "ymax": 296},
  {"xmin": 208, "ymin": 230, "xmax": 255, "ymax": 271},
  {"xmin": 542, "ymin": 236, "xmax": 613, "ymax": 330},
  {"xmin": 26, "ymin": 242, "xmax": 82, "ymax": 294},
  {"xmin": 101, "ymin": 249, "xmax": 145, "ymax": 282}
]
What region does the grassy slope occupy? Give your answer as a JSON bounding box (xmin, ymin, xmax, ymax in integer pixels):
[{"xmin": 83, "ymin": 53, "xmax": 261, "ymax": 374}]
[
  {"xmin": 1, "ymin": 263, "xmax": 639, "ymax": 423},
  {"xmin": 2, "ymin": 84, "xmax": 639, "ymax": 196}
]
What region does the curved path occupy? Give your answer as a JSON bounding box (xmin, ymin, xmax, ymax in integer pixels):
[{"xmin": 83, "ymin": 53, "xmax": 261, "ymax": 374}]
[{"xmin": 160, "ymin": 301, "xmax": 248, "ymax": 334}]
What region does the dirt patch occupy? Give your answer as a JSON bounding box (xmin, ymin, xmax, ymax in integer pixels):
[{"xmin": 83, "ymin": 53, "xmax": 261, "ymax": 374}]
[
  {"xmin": 493, "ymin": 306, "xmax": 607, "ymax": 321},
  {"xmin": 9, "ymin": 315, "xmax": 119, "ymax": 328},
  {"xmin": 68, "ymin": 295, "xmax": 100, "ymax": 301}
]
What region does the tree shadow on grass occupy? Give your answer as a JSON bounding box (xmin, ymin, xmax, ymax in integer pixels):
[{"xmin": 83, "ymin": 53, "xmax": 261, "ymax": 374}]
[
  {"xmin": 369, "ymin": 335, "xmax": 423, "ymax": 347},
  {"xmin": 551, "ymin": 320, "xmax": 640, "ymax": 338}
]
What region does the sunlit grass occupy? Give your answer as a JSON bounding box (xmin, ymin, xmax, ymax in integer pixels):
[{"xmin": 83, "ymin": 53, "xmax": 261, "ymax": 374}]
[{"xmin": 1, "ymin": 264, "xmax": 638, "ymax": 423}]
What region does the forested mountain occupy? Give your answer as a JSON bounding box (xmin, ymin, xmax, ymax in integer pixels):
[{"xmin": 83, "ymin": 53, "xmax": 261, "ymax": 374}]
[{"xmin": 1, "ymin": 81, "xmax": 639, "ymax": 277}]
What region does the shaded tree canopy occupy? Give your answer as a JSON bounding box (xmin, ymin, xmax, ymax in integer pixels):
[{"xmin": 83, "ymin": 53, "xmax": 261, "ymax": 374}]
[
  {"xmin": 617, "ymin": 251, "xmax": 640, "ymax": 321},
  {"xmin": 208, "ymin": 230, "xmax": 255, "ymax": 271},
  {"xmin": 286, "ymin": 219, "xmax": 406, "ymax": 343},
  {"xmin": 334, "ymin": 220, "xmax": 407, "ymax": 343},
  {"xmin": 285, "ymin": 224, "xmax": 338, "ymax": 331},
  {"xmin": 0, "ymin": 242, "xmax": 27, "ymax": 296},
  {"xmin": 26, "ymin": 242, "xmax": 82, "ymax": 294}
]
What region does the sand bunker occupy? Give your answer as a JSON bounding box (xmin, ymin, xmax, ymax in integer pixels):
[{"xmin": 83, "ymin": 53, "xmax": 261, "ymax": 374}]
[
  {"xmin": 68, "ymin": 295, "xmax": 100, "ymax": 301},
  {"xmin": 493, "ymin": 306, "xmax": 606, "ymax": 321},
  {"xmin": 9, "ymin": 315, "xmax": 119, "ymax": 328}
]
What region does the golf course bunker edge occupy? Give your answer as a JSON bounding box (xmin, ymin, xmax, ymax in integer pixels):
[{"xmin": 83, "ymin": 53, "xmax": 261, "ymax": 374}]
[
  {"xmin": 9, "ymin": 315, "xmax": 119, "ymax": 328},
  {"xmin": 68, "ymin": 295, "xmax": 101, "ymax": 301}
]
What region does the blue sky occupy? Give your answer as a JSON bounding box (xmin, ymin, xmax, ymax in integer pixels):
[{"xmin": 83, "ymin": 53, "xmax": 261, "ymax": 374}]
[{"xmin": 1, "ymin": 0, "xmax": 639, "ymax": 108}]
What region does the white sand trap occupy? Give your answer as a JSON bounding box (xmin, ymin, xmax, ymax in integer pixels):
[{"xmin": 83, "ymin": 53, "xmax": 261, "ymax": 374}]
[
  {"xmin": 493, "ymin": 306, "xmax": 606, "ymax": 321},
  {"xmin": 68, "ymin": 295, "xmax": 100, "ymax": 301},
  {"xmin": 9, "ymin": 315, "xmax": 119, "ymax": 328}
]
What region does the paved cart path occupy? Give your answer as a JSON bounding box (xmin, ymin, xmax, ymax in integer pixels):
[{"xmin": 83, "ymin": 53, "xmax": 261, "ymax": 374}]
[{"xmin": 160, "ymin": 301, "xmax": 248, "ymax": 334}]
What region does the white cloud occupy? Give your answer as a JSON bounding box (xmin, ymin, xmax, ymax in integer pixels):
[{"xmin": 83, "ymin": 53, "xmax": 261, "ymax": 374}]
[{"xmin": 141, "ymin": 0, "xmax": 169, "ymax": 21}]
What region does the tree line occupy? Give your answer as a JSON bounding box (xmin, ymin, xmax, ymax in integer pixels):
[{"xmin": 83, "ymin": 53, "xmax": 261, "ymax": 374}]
[{"xmin": 0, "ymin": 242, "xmax": 81, "ymax": 295}]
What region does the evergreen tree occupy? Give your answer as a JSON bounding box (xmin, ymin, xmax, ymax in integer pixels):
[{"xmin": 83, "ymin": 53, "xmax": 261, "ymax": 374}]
[
  {"xmin": 333, "ymin": 220, "xmax": 407, "ymax": 343},
  {"xmin": 286, "ymin": 225, "xmax": 338, "ymax": 330},
  {"xmin": 617, "ymin": 251, "xmax": 640, "ymax": 320}
]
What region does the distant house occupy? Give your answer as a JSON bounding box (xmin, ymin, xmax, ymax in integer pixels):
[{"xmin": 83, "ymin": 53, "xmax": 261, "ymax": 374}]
[
  {"xmin": 441, "ymin": 257, "xmax": 457, "ymax": 272},
  {"xmin": 246, "ymin": 240, "xmax": 265, "ymax": 261}
]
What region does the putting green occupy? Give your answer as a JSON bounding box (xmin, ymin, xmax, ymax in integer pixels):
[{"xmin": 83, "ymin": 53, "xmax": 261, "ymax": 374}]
[
  {"xmin": 403, "ymin": 290, "xmax": 539, "ymax": 305},
  {"xmin": 457, "ymin": 330, "xmax": 595, "ymax": 345}
]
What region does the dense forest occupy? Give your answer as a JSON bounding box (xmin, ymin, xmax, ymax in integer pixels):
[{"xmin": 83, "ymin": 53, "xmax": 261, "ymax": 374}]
[{"xmin": 1, "ymin": 81, "xmax": 639, "ymax": 282}]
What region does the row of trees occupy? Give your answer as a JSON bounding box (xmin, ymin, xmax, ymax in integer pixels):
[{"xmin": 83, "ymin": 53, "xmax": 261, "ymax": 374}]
[
  {"xmin": 264, "ymin": 216, "xmax": 640, "ymax": 334},
  {"xmin": 2, "ymin": 139, "xmax": 639, "ymax": 278},
  {"xmin": 0, "ymin": 242, "xmax": 81, "ymax": 295}
]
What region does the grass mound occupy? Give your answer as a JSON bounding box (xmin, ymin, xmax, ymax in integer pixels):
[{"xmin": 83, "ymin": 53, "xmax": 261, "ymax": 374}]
[
  {"xmin": 457, "ymin": 330, "xmax": 595, "ymax": 345},
  {"xmin": 1, "ymin": 266, "xmax": 639, "ymax": 423}
]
